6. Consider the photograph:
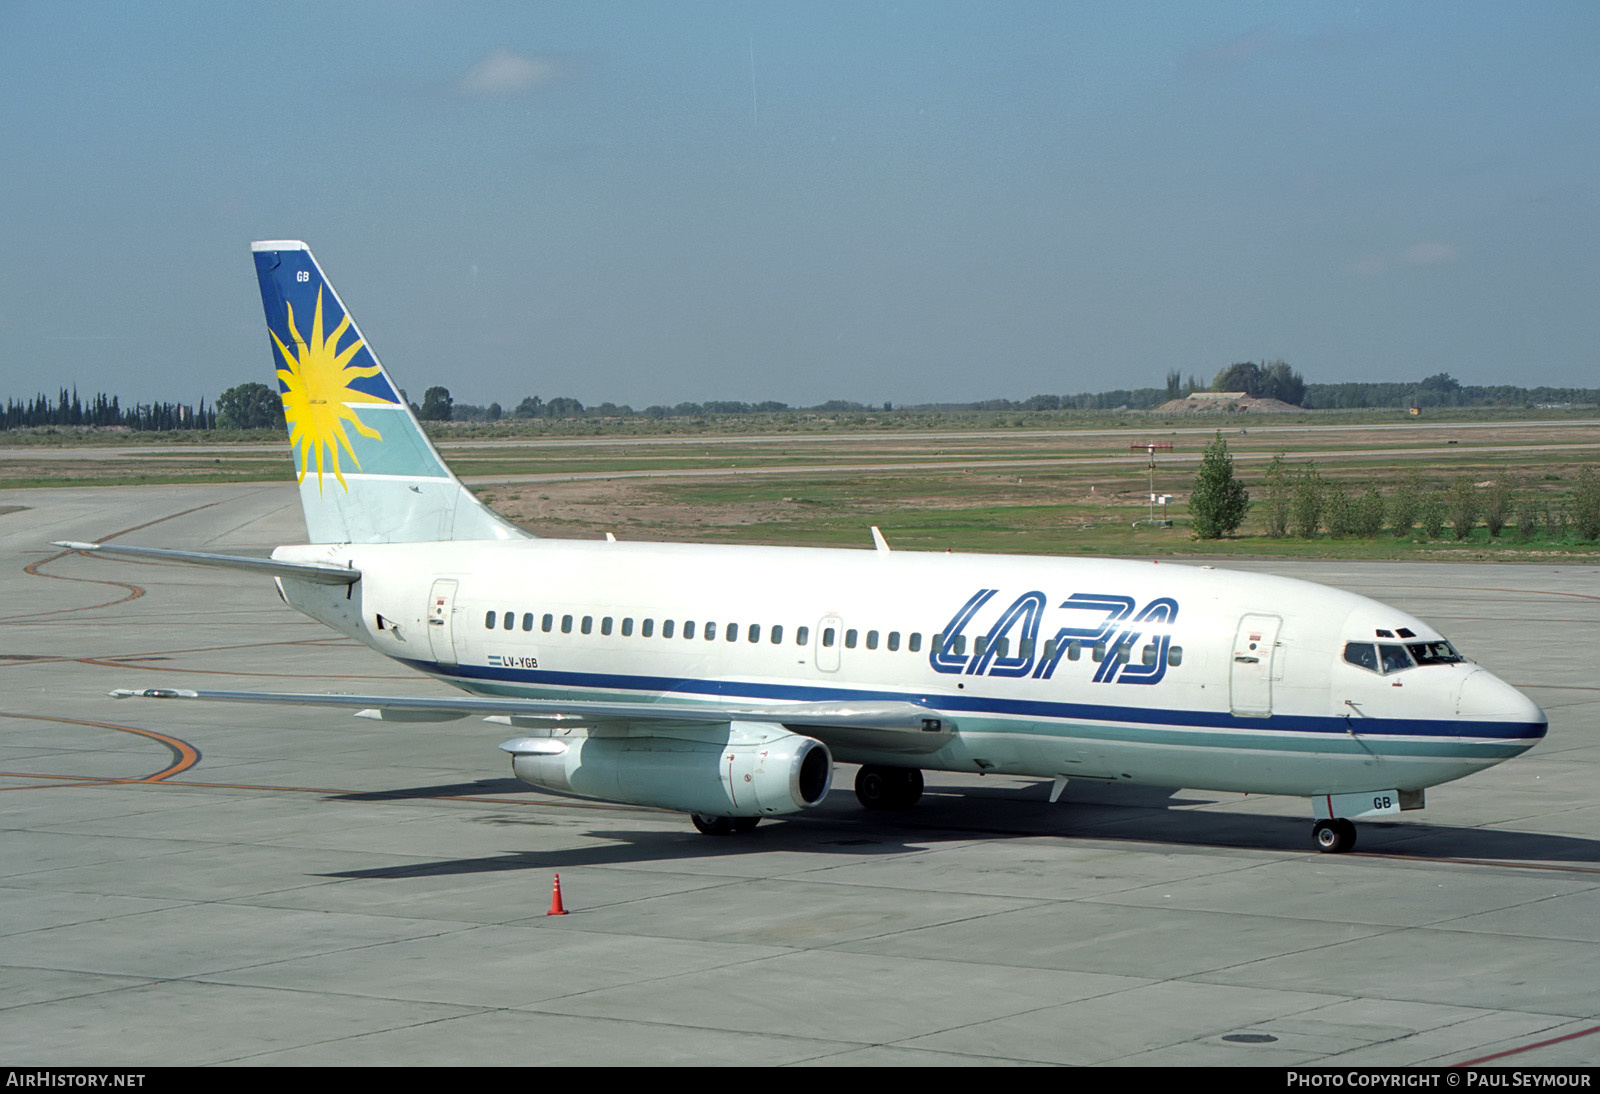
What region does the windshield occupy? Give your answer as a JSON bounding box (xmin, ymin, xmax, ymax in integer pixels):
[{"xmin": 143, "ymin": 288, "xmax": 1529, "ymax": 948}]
[{"xmin": 1407, "ymin": 640, "xmax": 1464, "ymax": 666}]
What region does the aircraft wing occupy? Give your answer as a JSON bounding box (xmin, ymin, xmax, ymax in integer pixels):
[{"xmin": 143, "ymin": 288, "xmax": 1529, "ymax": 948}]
[
  {"xmin": 109, "ymin": 687, "xmax": 956, "ymax": 755},
  {"xmin": 55, "ymin": 542, "xmax": 360, "ymax": 585}
]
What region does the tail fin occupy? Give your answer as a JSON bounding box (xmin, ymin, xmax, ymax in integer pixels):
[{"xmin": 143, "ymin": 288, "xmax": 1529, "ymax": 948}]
[{"xmin": 251, "ymin": 241, "xmax": 527, "ymax": 544}]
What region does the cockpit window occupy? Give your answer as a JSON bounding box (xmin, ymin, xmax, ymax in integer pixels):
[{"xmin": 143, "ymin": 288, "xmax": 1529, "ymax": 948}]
[
  {"xmin": 1343, "ymin": 642, "xmax": 1378, "ymax": 672},
  {"xmin": 1378, "ymin": 644, "xmax": 1412, "ymax": 674},
  {"xmin": 1407, "ymin": 640, "xmax": 1463, "ymax": 666}
]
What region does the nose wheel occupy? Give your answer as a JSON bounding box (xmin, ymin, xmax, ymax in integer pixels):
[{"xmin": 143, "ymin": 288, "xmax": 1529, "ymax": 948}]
[{"xmin": 1312, "ymin": 818, "xmax": 1357, "ymax": 853}]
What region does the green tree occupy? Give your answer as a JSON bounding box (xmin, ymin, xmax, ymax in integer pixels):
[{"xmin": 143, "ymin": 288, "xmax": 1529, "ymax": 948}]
[
  {"xmin": 419, "ymin": 386, "xmax": 453, "ymax": 421},
  {"xmin": 1419, "ymin": 489, "xmax": 1447, "ymax": 539},
  {"xmin": 546, "ymin": 396, "xmax": 586, "ymax": 418},
  {"xmin": 1483, "ymin": 478, "xmax": 1512, "ymax": 538},
  {"xmin": 1263, "ymin": 453, "xmax": 1291, "ymax": 537},
  {"xmin": 1324, "ymin": 480, "xmax": 1351, "ymax": 538},
  {"xmin": 1573, "ymin": 466, "xmax": 1600, "ymax": 541},
  {"xmin": 1352, "ymin": 486, "xmax": 1385, "ymax": 538},
  {"xmin": 1449, "ymin": 476, "xmax": 1480, "ymax": 541},
  {"xmin": 1515, "ymin": 496, "xmax": 1540, "ymax": 542},
  {"xmin": 216, "ymin": 382, "xmax": 285, "ymax": 430},
  {"xmin": 1212, "ymin": 361, "xmax": 1261, "ymax": 395},
  {"xmin": 1258, "ymin": 360, "xmax": 1307, "ymax": 406},
  {"xmin": 1188, "ymin": 432, "xmax": 1250, "ymax": 539},
  {"xmin": 1389, "ymin": 472, "xmax": 1421, "ymax": 538}
]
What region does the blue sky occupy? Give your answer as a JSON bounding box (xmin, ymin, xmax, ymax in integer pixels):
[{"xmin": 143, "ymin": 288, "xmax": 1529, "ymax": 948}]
[{"xmin": 3, "ymin": 1, "xmax": 1596, "ymax": 407}]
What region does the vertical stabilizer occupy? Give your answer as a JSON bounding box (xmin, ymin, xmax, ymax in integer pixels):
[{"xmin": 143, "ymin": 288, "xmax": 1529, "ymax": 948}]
[{"xmin": 251, "ymin": 241, "xmax": 527, "ymax": 544}]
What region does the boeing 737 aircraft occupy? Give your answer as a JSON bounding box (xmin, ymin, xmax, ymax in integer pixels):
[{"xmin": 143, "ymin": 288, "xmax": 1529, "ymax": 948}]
[{"xmin": 61, "ymin": 241, "xmax": 1548, "ymax": 853}]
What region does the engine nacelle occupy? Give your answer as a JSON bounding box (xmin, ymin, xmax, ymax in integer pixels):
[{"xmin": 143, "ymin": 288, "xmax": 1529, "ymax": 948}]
[{"xmin": 502, "ymin": 720, "xmax": 833, "ymax": 818}]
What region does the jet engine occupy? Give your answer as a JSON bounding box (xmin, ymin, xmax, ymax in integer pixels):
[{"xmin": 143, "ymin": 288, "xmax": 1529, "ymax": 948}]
[{"xmin": 501, "ymin": 720, "xmax": 833, "ymax": 817}]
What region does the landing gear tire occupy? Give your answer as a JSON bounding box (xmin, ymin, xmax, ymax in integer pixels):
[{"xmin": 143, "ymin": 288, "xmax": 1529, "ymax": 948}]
[
  {"xmin": 855, "ymin": 765, "xmax": 924, "ymax": 810},
  {"xmin": 1312, "ymin": 818, "xmax": 1357, "ymax": 854},
  {"xmin": 691, "ymin": 814, "xmax": 760, "ymax": 835},
  {"xmin": 691, "ymin": 814, "xmax": 733, "ymax": 835}
]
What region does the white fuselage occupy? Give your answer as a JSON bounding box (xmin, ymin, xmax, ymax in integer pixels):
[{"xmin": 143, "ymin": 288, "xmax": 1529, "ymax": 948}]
[{"xmin": 274, "ymin": 538, "xmax": 1546, "ymax": 798}]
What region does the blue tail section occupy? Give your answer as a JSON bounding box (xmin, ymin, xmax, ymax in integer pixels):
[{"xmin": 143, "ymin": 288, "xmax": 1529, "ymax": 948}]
[{"xmin": 251, "ymin": 241, "xmax": 527, "ymax": 544}]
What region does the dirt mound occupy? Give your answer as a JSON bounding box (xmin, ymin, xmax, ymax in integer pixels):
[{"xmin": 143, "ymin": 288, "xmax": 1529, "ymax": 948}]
[{"xmin": 1151, "ymin": 393, "xmax": 1304, "ymax": 414}]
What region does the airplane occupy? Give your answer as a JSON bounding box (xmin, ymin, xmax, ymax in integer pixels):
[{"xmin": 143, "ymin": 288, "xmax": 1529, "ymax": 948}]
[{"xmin": 58, "ymin": 240, "xmax": 1548, "ymax": 854}]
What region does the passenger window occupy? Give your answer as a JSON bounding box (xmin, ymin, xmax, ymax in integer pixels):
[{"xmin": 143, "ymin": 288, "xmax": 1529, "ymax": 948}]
[
  {"xmin": 622, "ymin": 617, "xmax": 633, "ymax": 637},
  {"xmin": 845, "ymin": 629, "xmax": 858, "ymax": 649},
  {"xmin": 1092, "ymin": 641, "xmax": 1105, "ymax": 663},
  {"xmin": 822, "ymin": 628, "xmax": 835, "ymax": 648},
  {"xmin": 684, "ymin": 621, "xmax": 696, "ymax": 640},
  {"xmin": 581, "ymin": 616, "xmax": 593, "ymax": 635},
  {"xmin": 542, "ymin": 613, "xmax": 553, "ymax": 633},
  {"xmin": 1142, "ymin": 644, "xmax": 1157, "ymax": 666},
  {"xmin": 704, "ymin": 622, "xmax": 716, "ymax": 641},
  {"xmin": 1167, "ymin": 646, "xmax": 1183, "ymax": 666},
  {"xmin": 484, "ymin": 611, "xmax": 495, "ymax": 629},
  {"xmin": 1043, "ymin": 638, "xmax": 1057, "ymax": 661},
  {"xmin": 503, "ymin": 612, "xmax": 514, "ymax": 631},
  {"xmin": 887, "ymin": 631, "xmax": 900, "ymax": 651},
  {"xmin": 866, "ymin": 630, "xmax": 879, "ymax": 650},
  {"xmin": 561, "ymin": 614, "xmax": 573, "ymax": 634},
  {"xmin": 748, "ymin": 624, "xmax": 760, "ymax": 643},
  {"xmin": 1116, "ymin": 645, "xmax": 1130, "ymax": 664},
  {"xmin": 995, "ymin": 637, "xmax": 1009, "ymax": 658},
  {"xmin": 953, "ymin": 635, "xmax": 967, "ymax": 657},
  {"xmin": 908, "ymin": 633, "xmax": 921, "ymax": 653},
  {"xmin": 1068, "ymin": 641, "xmax": 1081, "ymax": 661},
  {"xmin": 973, "ymin": 636, "xmax": 987, "ymax": 659},
  {"xmin": 771, "ymin": 624, "xmax": 783, "ymax": 644},
  {"xmin": 662, "ymin": 620, "xmax": 674, "ymax": 638},
  {"xmin": 726, "ymin": 623, "xmax": 738, "ymax": 642},
  {"xmin": 1343, "ymin": 643, "xmax": 1378, "ymax": 672},
  {"xmin": 601, "ymin": 617, "xmax": 613, "ymax": 636},
  {"xmin": 1019, "ymin": 638, "xmax": 1034, "ymax": 660},
  {"xmin": 522, "ymin": 613, "xmax": 534, "ymax": 632},
  {"xmin": 643, "ymin": 618, "xmax": 655, "ymax": 638},
  {"xmin": 795, "ymin": 626, "xmax": 808, "ymax": 645}
]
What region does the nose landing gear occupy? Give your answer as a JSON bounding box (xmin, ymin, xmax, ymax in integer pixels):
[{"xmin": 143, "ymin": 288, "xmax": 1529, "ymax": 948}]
[{"xmin": 1312, "ymin": 818, "xmax": 1357, "ymax": 853}]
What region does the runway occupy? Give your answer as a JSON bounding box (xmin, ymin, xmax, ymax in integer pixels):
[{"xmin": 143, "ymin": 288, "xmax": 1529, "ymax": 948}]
[{"xmin": 2, "ymin": 482, "xmax": 1597, "ymax": 1066}]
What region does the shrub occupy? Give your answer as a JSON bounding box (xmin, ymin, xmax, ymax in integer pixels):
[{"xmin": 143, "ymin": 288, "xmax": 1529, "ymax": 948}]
[
  {"xmin": 1291, "ymin": 464, "xmax": 1324, "ymax": 539},
  {"xmin": 1352, "ymin": 486, "xmax": 1385, "ymax": 538}
]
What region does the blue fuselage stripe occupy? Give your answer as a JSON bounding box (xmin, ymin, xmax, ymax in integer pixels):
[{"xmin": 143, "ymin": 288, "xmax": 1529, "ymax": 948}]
[{"xmin": 397, "ymin": 658, "xmax": 1545, "ymax": 743}]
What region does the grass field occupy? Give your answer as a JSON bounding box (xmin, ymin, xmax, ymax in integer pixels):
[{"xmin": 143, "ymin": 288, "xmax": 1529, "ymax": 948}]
[{"xmin": 5, "ymin": 413, "xmax": 1597, "ymax": 558}]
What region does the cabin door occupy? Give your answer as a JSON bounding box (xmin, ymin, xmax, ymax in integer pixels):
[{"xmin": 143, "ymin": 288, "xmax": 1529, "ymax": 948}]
[
  {"xmin": 1230, "ymin": 613, "xmax": 1281, "ymax": 717},
  {"xmin": 427, "ymin": 579, "xmax": 460, "ymax": 667}
]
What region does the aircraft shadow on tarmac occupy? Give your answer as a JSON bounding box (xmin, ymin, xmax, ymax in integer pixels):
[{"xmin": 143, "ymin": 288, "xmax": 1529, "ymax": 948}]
[{"xmin": 322, "ymin": 777, "xmax": 1600, "ymax": 880}]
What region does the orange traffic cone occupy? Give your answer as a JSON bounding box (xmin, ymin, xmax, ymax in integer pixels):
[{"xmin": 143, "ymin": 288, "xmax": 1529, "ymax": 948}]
[{"xmin": 547, "ymin": 873, "xmax": 569, "ymax": 916}]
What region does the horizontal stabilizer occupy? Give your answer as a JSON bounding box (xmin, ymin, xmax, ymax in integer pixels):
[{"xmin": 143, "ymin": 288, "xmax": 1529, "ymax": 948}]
[
  {"xmin": 55, "ymin": 542, "xmax": 361, "ymax": 585},
  {"xmin": 109, "ymin": 687, "xmax": 955, "ymax": 754}
]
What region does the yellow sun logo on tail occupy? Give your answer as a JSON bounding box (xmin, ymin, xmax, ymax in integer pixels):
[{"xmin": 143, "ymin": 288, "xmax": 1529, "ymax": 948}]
[{"xmin": 272, "ymin": 287, "xmax": 391, "ymax": 492}]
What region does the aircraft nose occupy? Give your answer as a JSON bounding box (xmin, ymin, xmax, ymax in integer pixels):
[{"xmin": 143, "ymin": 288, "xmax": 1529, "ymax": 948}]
[{"xmin": 1456, "ymin": 668, "xmax": 1547, "ymax": 739}]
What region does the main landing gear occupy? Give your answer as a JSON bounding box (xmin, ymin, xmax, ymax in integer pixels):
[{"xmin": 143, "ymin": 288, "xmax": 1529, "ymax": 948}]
[
  {"xmin": 1312, "ymin": 818, "xmax": 1357, "ymax": 854},
  {"xmin": 854, "ymin": 765, "xmax": 924, "ymax": 810},
  {"xmin": 691, "ymin": 814, "xmax": 762, "ymax": 835}
]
